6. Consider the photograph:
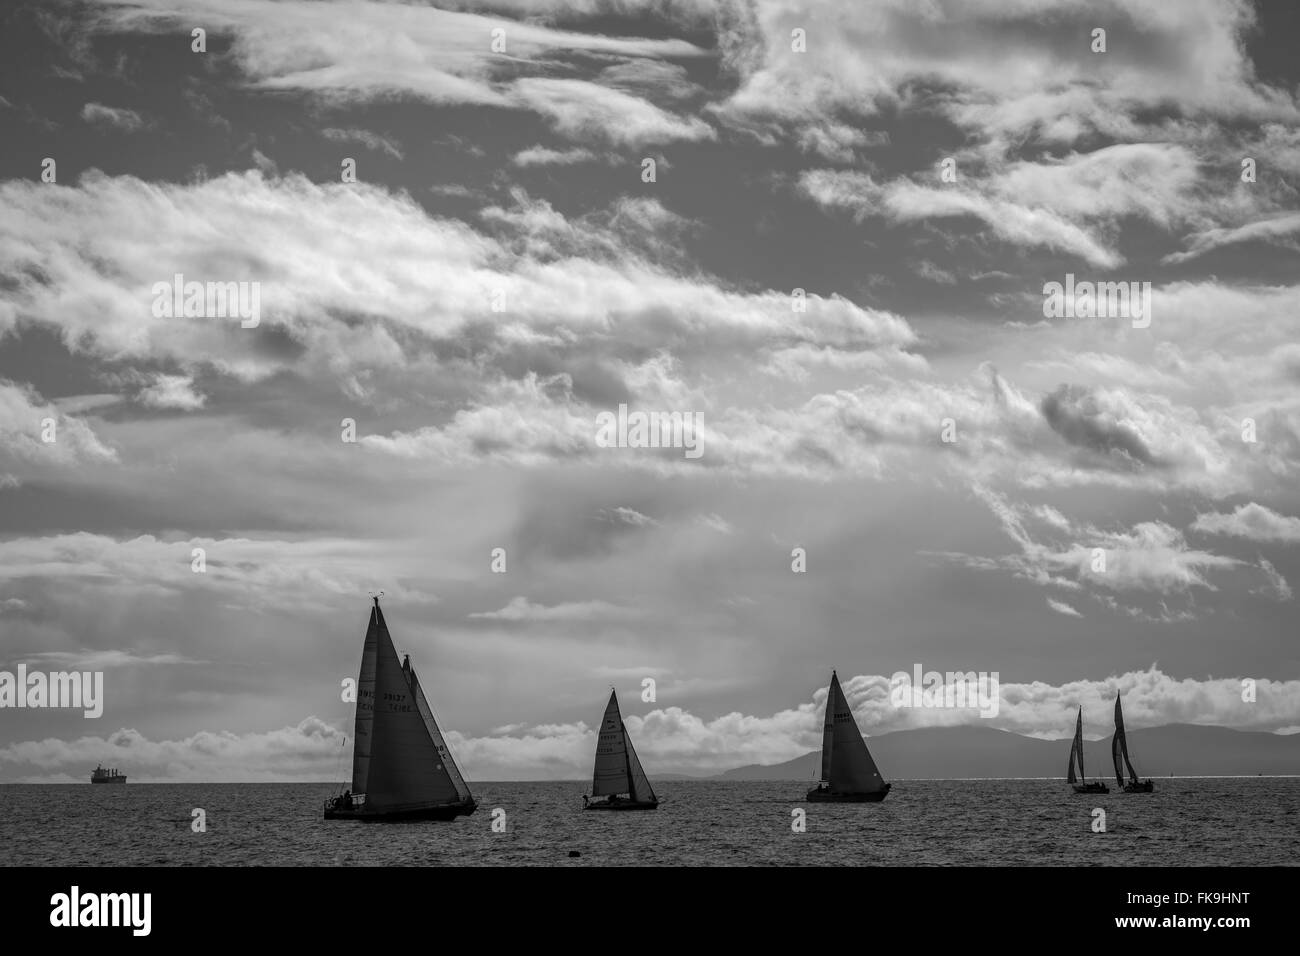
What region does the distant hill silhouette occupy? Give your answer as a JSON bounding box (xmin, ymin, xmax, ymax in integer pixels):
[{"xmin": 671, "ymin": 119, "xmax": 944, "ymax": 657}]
[
  {"xmin": 716, "ymin": 724, "xmax": 1300, "ymax": 780},
  {"xmin": 649, "ymin": 772, "xmax": 711, "ymax": 781}
]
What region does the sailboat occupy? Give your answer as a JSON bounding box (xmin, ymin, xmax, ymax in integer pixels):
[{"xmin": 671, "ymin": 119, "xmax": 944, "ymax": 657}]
[
  {"xmin": 1066, "ymin": 706, "xmax": 1109, "ymax": 794},
  {"xmin": 1112, "ymin": 694, "xmax": 1154, "ymax": 793},
  {"xmin": 583, "ymin": 689, "xmax": 658, "ymax": 810},
  {"xmin": 806, "ymin": 670, "xmax": 891, "ymax": 802},
  {"xmin": 324, "ymin": 597, "xmax": 477, "ymax": 822}
]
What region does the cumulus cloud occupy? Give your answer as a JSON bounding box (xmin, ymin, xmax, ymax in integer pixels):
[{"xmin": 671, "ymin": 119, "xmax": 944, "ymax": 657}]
[
  {"xmin": 136, "ymin": 373, "xmax": 206, "ymax": 411},
  {"xmin": 512, "ymin": 78, "xmax": 715, "ymax": 147},
  {"xmin": 0, "ymin": 532, "xmax": 440, "ymax": 610},
  {"xmin": 1256, "ymin": 557, "xmax": 1293, "ymax": 601},
  {"xmin": 602, "ymin": 506, "xmax": 657, "ymax": 528},
  {"xmin": 801, "ymin": 144, "xmax": 1208, "ymax": 268},
  {"xmin": 6, "ymin": 161, "xmax": 1279, "ymax": 504},
  {"xmin": 948, "ymin": 485, "xmax": 1244, "ymax": 604},
  {"xmin": 1046, "ymin": 598, "xmax": 1082, "ymax": 618},
  {"xmin": 0, "ymin": 718, "xmax": 347, "ymax": 782},
  {"xmin": 696, "ymin": 513, "xmax": 733, "ymax": 534},
  {"xmin": 511, "ymin": 145, "xmax": 600, "ymax": 167},
  {"xmin": 1192, "ymin": 502, "xmax": 1300, "ymax": 543},
  {"xmin": 1040, "ymin": 385, "xmax": 1161, "ymax": 467},
  {"xmin": 15, "ymin": 650, "xmax": 203, "ymax": 668},
  {"xmin": 0, "ymin": 380, "xmax": 118, "ymax": 475},
  {"xmin": 718, "ymin": 0, "xmax": 1297, "ymax": 148},
  {"xmin": 82, "ymin": 0, "xmax": 711, "ymax": 142},
  {"xmin": 319, "ymin": 127, "xmax": 404, "ymax": 159},
  {"xmin": 3, "ymin": 668, "xmax": 1298, "ymax": 781},
  {"xmin": 80, "ymin": 101, "xmax": 149, "ymax": 131},
  {"xmin": 1165, "ymin": 212, "xmax": 1300, "ymax": 264},
  {"xmin": 467, "ymin": 595, "xmax": 641, "ymax": 622},
  {"xmin": 0, "ymin": 171, "xmax": 918, "ymax": 395}
]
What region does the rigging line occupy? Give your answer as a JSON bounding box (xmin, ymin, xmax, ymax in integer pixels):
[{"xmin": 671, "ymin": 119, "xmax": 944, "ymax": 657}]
[
  {"xmin": 333, "ymin": 704, "xmax": 351, "ymax": 790},
  {"xmin": 334, "ymin": 734, "xmax": 349, "ymax": 791},
  {"xmin": 333, "ymin": 664, "xmax": 355, "ymax": 790}
]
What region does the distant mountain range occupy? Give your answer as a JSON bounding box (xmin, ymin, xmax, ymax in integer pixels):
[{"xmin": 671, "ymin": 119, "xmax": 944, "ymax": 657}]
[{"xmin": 684, "ymin": 725, "xmax": 1300, "ymax": 781}]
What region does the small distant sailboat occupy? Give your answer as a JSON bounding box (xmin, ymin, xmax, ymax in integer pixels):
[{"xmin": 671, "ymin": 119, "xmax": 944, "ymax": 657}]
[
  {"xmin": 806, "ymin": 670, "xmax": 891, "ymax": 802},
  {"xmin": 1067, "ymin": 706, "xmax": 1109, "ymax": 794},
  {"xmin": 324, "ymin": 597, "xmax": 476, "ymax": 822},
  {"xmin": 583, "ymin": 689, "xmax": 658, "ymax": 811},
  {"xmin": 1112, "ymin": 694, "xmax": 1153, "ymax": 793}
]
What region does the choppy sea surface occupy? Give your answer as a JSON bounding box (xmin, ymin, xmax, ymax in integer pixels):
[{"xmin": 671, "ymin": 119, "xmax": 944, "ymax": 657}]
[{"xmin": 2, "ymin": 779, "xmax": 1297, "ymax": 866}]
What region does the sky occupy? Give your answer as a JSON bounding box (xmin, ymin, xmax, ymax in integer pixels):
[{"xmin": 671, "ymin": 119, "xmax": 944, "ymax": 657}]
[{"xmin": 0, "ymin": 0, "xmax": 1298, "ymax": 783}]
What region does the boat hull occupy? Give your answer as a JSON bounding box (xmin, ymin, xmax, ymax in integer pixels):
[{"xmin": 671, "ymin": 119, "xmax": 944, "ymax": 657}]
[
  {"xmin": 1072, "ymin": 782, "xmax": 1109, "ymax": 794},
  {"xmin": 805, "ymin": 784, "xmax": 891, "ymax": 803},
  {"xmin": 324, "ymin": 799, "xmax": 477, "ymax": 822},
  {"xmin": 584, "ymin": 800, "xmax": 658, "ymax": 811},
  {"xmin": 1123, "ymin": 781, "xmax": 1154, "ymax": 793},
  {"xmin": 91, "ymin": 777, "xmax": 127, "ymax": 784}
]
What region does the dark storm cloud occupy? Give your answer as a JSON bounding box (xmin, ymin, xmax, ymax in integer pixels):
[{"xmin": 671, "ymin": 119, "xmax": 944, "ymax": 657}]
[{"xmin": 1040, "ymin": 384, "xmax": 1160, "ymax": 468}]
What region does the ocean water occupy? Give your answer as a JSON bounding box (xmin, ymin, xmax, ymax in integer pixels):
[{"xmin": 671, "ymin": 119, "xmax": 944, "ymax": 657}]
[{"xmin": 2, "ymin": 778, "xmax": 1297, "ymax": 866}]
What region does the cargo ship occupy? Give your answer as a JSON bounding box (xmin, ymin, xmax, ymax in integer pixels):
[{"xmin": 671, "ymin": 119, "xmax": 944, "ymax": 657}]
[{"xmin": 91, "ymin": 765, "xmax": 126, "ymax": 784}]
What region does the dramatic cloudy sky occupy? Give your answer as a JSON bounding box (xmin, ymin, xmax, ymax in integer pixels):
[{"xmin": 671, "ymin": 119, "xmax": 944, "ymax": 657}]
[{"xmin": 1, "ymin": 0, "xmax": 1298, "ymax": 782}]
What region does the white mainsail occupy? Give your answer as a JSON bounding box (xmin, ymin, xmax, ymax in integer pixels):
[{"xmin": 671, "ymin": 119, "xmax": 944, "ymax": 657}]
[
  {"xmin": 820, "ymin": 671, "xmax": 887, "ymax": 793},
  {"xmin": 592, "ymin": 690, "xmax": 629, "ymax": 796},
  {"xmin": 350, "ymin": 601, "xmax": 467, "ymax": 810}
]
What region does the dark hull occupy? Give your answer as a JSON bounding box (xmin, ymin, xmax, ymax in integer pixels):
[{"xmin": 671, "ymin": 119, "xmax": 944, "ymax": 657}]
[
  {"xmin": 1123, "ymin": 781, "xmax": 1154, "ymax": 793},
  {"xmin": 1072, "ymin": 782, "xmax": 1109, "ymax": 794},
  {"xmin": 806, "ymin": 784, "xmax": 891, "ymax": 803},
  {"xmin": 324, "ymin": 800, "xmax": 476, "ymax": 822},
  {"xmin": 91, "ymin": 778, "xmax": 127, "ymax": 784},
  {"xmin": 584, "ymin": 801, "xmax": 658, "ymax": 811}
]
